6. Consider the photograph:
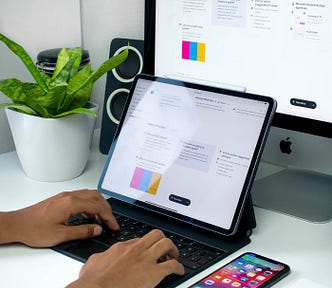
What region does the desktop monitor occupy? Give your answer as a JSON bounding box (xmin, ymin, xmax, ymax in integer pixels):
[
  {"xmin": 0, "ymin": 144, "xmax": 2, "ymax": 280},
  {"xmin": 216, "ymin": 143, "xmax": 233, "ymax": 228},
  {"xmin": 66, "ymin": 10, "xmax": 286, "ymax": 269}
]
[{"xmin": 143, "ymin": 0, "xmax": 332, "ymax": 223}]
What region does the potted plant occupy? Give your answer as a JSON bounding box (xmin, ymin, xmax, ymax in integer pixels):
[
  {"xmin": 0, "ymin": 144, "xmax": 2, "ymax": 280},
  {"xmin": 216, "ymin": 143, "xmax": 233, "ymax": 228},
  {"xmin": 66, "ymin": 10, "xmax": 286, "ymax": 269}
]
[{"xmin": 0, "ymin": 33, "xmax": 128, "ymax": 181}]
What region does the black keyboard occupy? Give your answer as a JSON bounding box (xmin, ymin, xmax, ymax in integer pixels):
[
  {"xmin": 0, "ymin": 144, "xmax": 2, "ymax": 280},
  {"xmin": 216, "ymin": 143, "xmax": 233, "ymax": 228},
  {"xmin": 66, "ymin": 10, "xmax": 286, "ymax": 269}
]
[{"xmin": 68, "ymin": 213, "xmax": 225, "ymax": 285}]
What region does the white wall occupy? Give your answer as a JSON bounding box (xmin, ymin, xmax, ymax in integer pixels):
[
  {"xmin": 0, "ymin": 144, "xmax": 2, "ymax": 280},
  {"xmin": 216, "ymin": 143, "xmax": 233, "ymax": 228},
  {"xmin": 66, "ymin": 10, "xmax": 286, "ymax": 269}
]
[{"xmin": 0, "ymin": 0, "xmax": 145, "ymax": 153}]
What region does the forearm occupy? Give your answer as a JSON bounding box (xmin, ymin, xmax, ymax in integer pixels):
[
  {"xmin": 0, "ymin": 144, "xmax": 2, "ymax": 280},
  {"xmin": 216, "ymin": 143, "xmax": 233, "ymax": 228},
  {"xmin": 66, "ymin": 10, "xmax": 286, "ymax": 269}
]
[{"xmin": 0, "ymin": 211, "xmax": 22, "ymax": 245}]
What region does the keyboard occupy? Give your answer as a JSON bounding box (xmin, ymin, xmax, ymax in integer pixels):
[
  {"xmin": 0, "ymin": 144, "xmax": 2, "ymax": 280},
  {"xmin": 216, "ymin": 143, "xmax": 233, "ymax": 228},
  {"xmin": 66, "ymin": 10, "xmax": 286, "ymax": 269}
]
[{"xmin": 68, "ymin": 213, "xmax": 226, "ymax": 287}]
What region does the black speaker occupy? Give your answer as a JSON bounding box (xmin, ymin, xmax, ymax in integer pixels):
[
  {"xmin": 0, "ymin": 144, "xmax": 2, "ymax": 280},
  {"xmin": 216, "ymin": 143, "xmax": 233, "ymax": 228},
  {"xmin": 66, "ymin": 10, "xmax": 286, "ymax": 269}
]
[{"xmin": 100, "ymin": 38, "xmax": 144, "ymax": 154}]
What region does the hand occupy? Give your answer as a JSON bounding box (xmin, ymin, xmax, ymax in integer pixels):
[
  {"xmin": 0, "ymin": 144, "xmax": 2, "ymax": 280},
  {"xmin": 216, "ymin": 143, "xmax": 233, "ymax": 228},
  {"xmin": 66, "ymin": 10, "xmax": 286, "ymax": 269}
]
[
  {"xmin": 0, "ymin": 189, "xmax": 119, "ymax": 247},
  {"xmin": 67, "ymin": 229, "xmax": 185, "ymax": 288}
]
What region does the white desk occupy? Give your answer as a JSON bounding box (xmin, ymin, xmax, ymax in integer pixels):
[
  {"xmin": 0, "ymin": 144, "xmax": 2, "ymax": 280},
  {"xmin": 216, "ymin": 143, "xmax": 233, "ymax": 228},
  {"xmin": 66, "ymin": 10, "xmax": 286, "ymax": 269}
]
[{"xmin": 0, "ymin": 131, "xmax": 331, "ymax": 288}]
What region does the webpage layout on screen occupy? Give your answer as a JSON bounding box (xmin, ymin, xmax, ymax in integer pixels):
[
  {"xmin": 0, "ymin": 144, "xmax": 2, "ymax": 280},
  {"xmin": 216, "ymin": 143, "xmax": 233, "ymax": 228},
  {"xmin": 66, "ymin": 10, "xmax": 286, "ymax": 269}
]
[
  {"xmin": 155, "ymin": 0, "xmax": 332, "ymax": 123},
  {"xmin": 101, "ymin": 78, "xmax": 269, "ymax": 230}
]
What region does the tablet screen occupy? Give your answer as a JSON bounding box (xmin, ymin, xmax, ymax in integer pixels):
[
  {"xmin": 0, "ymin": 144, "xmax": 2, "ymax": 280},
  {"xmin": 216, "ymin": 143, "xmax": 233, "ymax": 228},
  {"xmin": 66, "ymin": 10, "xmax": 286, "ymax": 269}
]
[{"xmin": 99, "ymin": 75, "xmax": 276, "ymax": 235}]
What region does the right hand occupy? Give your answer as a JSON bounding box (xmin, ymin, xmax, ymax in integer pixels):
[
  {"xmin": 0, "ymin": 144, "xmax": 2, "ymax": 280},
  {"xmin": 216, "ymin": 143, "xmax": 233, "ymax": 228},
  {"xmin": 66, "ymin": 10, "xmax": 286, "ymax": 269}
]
[{"xmin": 67, "ymin": 229, "xmax": 185, "ymax": 288}]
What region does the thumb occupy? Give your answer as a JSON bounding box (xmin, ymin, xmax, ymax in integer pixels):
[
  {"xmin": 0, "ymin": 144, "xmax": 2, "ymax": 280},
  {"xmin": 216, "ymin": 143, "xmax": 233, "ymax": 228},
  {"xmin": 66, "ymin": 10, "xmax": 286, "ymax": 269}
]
[{"xmin": 63, "ymin": 224, "xmax": 103, "ymax": 241}]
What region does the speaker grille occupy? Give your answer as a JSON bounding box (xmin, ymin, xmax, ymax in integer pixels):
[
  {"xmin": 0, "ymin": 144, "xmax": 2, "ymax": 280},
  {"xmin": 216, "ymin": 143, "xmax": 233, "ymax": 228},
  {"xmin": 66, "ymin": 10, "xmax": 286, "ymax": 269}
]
[{"xmin": 99, "ymin": 38, "xmax": 144, "ymax": 154}]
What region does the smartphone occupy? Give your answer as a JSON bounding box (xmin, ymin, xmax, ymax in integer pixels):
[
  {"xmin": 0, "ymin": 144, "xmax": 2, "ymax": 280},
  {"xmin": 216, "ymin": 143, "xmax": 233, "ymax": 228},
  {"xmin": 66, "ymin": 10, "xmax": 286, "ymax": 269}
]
[{"xmin": 189, "ymin": 252, "xmax": 290, "ymax": 288}]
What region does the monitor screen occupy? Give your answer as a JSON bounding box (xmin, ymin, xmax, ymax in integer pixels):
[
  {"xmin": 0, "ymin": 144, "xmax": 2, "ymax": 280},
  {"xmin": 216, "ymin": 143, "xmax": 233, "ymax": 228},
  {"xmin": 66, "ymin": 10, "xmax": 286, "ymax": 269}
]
[
  {"xmin": 143, "ymin": 0, "xmax": 332, "ymax": 222},
  {"xmin": 145, "ymin": 0, "xmax": 332, "ymax": 133}
]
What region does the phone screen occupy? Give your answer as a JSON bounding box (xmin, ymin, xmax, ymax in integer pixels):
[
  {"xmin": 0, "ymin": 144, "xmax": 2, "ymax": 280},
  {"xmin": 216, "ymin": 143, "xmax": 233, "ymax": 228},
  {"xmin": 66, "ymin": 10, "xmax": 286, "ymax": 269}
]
[{"xmin": 190, "ymin": 252, "xmax": 290, "ymax": 288}]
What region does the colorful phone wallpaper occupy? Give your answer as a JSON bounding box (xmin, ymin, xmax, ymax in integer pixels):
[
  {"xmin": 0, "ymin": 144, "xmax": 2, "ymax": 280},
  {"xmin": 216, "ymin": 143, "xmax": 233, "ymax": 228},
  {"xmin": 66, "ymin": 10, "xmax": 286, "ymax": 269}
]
[{"xmin": 191, "ymin": 253, "xmax": 287, "ymax": 288}]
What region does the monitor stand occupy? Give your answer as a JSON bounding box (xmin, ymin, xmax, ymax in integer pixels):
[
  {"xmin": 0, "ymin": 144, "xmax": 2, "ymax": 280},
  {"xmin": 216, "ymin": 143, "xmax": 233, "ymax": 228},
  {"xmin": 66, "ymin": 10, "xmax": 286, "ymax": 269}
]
[{"xmin": 251, "ymin": 164, "xmax": 332, "ymax": 223}]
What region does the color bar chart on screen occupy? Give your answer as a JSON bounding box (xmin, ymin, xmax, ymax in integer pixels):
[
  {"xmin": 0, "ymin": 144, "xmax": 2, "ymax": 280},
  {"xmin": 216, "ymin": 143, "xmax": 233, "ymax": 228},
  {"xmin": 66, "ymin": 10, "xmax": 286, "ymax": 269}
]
[
  {"xmin": 130, "ymin": 167, "xmax": 162, "ymax": 195},
  {"xmin": 182, "ymin": 40, "xmax": 206, "ymax": 62}
]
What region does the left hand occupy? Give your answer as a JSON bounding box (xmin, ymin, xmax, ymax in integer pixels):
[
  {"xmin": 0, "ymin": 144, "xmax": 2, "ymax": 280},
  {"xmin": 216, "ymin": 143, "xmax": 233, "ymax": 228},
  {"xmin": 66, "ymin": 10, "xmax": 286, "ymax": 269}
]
[{"xmin": 0, "ymin": 189, "xmax": 119, "ymax": 247}]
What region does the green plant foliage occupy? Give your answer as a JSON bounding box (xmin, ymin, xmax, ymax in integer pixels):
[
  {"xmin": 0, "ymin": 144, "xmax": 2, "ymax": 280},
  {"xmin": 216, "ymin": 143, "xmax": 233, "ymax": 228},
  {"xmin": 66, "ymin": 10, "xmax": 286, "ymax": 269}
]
[{"xmin": 0, "ymin": 33, "xmax": 128, "ymax": 118}]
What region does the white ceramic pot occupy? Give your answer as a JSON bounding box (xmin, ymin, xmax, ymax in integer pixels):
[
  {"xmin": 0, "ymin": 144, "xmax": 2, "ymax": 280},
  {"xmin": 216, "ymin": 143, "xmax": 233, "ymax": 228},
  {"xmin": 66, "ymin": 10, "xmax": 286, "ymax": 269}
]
[{"xmin": 5, "ymin": 102, "xmax": 98, "ymax": 182}]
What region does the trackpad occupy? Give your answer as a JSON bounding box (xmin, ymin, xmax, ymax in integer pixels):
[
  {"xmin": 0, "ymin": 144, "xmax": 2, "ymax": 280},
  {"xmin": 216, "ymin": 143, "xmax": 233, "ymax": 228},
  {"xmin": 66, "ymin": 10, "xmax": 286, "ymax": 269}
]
[{"xmin": 61, "ymin": 240, "xmax": 108, "ymax": 262}]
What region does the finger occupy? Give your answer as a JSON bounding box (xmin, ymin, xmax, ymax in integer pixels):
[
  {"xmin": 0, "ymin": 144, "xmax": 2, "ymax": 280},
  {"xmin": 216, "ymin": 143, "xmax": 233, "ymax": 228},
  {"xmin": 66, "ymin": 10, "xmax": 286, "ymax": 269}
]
[
  {"xmin": 96, "ymin": 213, "xmax": 119, "ymax": 231},
  {"xmin": 149, "ymin": 237, "xmax": 180, "ymax": 261},
  {"xmin": 63, "ymin": 196, "xmax": 119, "ymax": 230},
  {"xmin": 122, "ymin": 237, "xmax": 141, "ymax": 245},
  {"xmin": 106, "ymin": 237, "xmax": 140, "ymax": 250},
  {"xmin": 70, "ymin": 189, "xmax": 112, "ymax": 214},
  {"xmin": 74, "ymin": 190, "xmax": 120, "ymax": 231},
  {"xmin": 138, "ymin": 229, "xmax": 165, "ymax": 249},
  {"xmin": 158, "ymin": 258, "xmax": 185, "ymax": 276},
  {"xmin": 98, "ymin": 214, "xmax": 119, "ymax": 231},
  {"xmin": 79, "ymin": 213, "xmax": 119, "ymax": 232},
  {"xmin": 60, "ymin": 224, "xmax": 103, "ymax": 242}
]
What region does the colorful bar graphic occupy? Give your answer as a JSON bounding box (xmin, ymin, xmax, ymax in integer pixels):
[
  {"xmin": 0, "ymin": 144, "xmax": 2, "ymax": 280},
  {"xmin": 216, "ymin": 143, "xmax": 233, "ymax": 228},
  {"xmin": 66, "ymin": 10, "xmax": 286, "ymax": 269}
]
[
  {"xmin": 182, "ymin": 41, "xmax": 190, "ymax": 59},
  {"xmin": 130, "ymin": 167, "xmax": 162, "ymax": 195},
  {"xmin": 182, "ymin": 40, "xmax": 206, "ymax": 62}
]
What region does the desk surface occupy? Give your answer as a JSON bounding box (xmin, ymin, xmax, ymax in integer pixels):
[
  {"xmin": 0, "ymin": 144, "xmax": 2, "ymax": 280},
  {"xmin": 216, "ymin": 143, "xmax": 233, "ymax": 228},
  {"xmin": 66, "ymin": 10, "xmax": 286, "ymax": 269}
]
[{"xmin": 0, "ymin": 131, "xmax": 331, "ymax": 288}]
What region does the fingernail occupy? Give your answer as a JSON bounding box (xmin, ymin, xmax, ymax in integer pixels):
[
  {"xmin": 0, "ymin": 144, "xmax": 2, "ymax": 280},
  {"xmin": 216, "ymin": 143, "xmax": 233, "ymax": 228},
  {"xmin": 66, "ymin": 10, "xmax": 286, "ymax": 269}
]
[{"xmin": 93, "ymin": 225, "xmax": 103, "ymax": 236}]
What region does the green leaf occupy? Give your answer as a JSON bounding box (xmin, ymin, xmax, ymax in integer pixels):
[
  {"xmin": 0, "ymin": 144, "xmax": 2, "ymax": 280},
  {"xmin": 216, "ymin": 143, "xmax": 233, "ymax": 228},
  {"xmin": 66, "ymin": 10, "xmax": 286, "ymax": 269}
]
[
  {"xmin": 66, "ymin": 47, "xmax": 129, "ymax": 99},
  {"xmin": 0, "ymin": 79, "xmax": 53, "ymax": 117},
  {"xmin": 18, "ymin": 83, "xmax": 66, "ymax": 117},
  {"xmin": 0, "ymin": 33, "xmax": 48, "ymax": 92},
  {"xmin": 66, "ymin": 64, "xmax": 92, "ymax": 95},
  {"xmin": 0, "ymin": 78, "xmax": 26, "ymax": 102},
  {"xmin": 91, "ymin": 47, "xmax": 129, "ymax": 83},
  {"xmin": 39, "ymin": 71, "xmax": 51, "ymax": 85},
  {"xmin": 64, "ymin": 64, "xmax": 93, "ymax": 111},
  {"xmin": 0, "ymin": 103, "xmax": 38, "ymax": 116},
  {"xmin": 49, "ymin": 58, "xmax": 76, "ymax": 88},
  {"xmin": 51, "ymin": 47, "xmax": 82, "ymax": 81},
  {"xmin": 0, "ymin": 34, "xmax": 128, "ymax": 119},
  {"xmin": 68, "ymin": 47, "xmax": 83, "ymax": 77},
  {"xmin": 51, "ymin": 48, "xmax": 70, "ymax": 80},
  {"xmin": 53, "ymin": 107, "xmax": 97, "ymax": 118},
  {"xmin": 68, "ymin": 81, "xmax": 93, "ymax": 111}
]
